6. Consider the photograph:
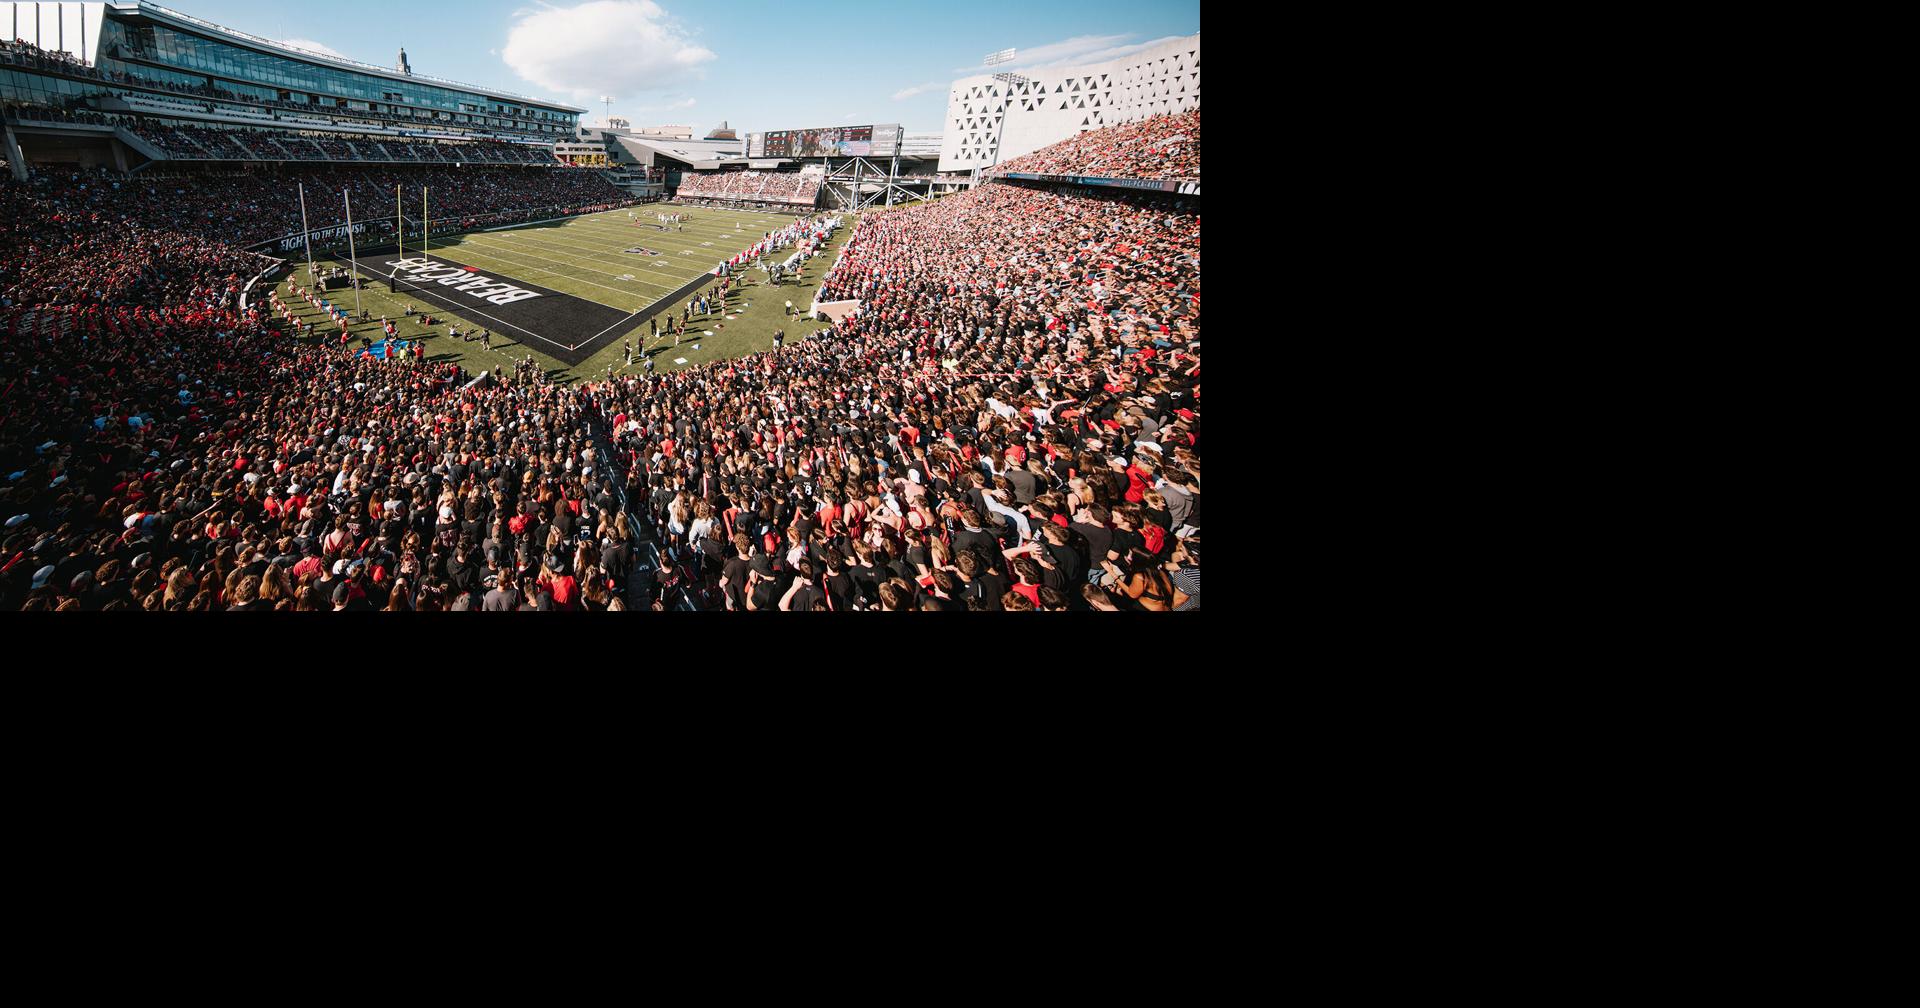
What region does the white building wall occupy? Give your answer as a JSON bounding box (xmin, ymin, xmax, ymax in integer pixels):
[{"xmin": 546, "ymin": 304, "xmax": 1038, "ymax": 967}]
[
  {"xmin": 938, "ymin": 34, "xmax": 1198, "ymax": 174},
  {"xmin": 5, "ymin": 2, "xmax": 106, "ymax": 62}
]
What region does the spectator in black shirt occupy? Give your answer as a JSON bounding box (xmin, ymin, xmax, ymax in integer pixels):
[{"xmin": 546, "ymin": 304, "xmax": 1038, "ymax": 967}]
[
  {"xmin": 720, "ymin": 533, "xmax": 753, "ymax": 611},
  {"xmin": 952, "ymin": 550, "xmax": 1006, "ymax": 611},
  {"xmin": 952, "ymin": 507, "xmax": 1001, "ymax": 560},
  {"xmin": 820, "ymin": 556, "xmax": 858, "ymax": 612},
  {"xmin": 1072, "ymin": 503, "xmax": 1115, "ymax": 568},
  {"xmin": 779, "ymin": 559, "xmax": 822, "ymax": 611}
]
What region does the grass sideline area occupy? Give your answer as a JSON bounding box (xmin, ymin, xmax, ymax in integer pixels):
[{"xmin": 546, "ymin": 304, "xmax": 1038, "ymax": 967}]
[{"xmin": 273, "ymin": 202, "xmax": 856, "ymax": 383}]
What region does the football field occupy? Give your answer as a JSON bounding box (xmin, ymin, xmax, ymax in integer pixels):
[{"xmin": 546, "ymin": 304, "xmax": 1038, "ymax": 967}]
[{"xmin": 288, "ymin": 202, "xmax": 853, "ymax": 380}]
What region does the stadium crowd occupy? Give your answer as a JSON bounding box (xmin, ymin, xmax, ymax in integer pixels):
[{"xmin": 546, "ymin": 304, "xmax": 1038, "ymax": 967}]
[
  {"xmin": 1, "ymin": 172, "xmax": 264, "ymax": 310},
  {"xmin": 131, "ymin": 125, "xmax": 561, "ymax": 166},
  {"xmin": 603, "ymin": 179, "xmax": 1200, "ymax": 611},
  {"xmin": 6, "ymin": 166, "xmax": 634, "ymax": 250},
  {"xmin": 990, "ymin": 109, "xmax": 1199, "ymax": 181},
  {"xmin": 2, "ymin": 104, "xmax": 123, "ymax": 127},
  {"xmin": 2, "ymin": 112, "xmax": 1198, "ymax": 611},
  {"xmin": 3, "ymin": 170, "xmax": 637, "ymax": 612},
  {"xmin": 675, "ymin": 170, "xmax": 822, "ymax": 208}
]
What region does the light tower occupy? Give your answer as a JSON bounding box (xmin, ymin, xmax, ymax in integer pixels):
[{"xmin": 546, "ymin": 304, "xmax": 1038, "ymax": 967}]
[{"xmin": 602, "ymin": 95, "xmax": 616, "ymax": 127}]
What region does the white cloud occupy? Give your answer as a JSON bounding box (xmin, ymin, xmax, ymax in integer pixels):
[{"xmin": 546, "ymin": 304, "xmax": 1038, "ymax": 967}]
[
  {"xmin": 503, "ymin": 1, "xmax": 716, "ymax": 101},
  {"xmin": 951, "ymin": 33, "xmax": 1189, "ymax": 75},
  {"xmin": 892, "ymin": 82, "xmax": 940, "ymax": 101},
  {"xmin": 1027, "ymin": 35, "xmax": 1186, "ymax": 69},
  {"xmin": 281, "ymin": 38, "xmax": 350, "ymax": 61},
  {"xmin": 637, "ymin": 97, "xmax": 697, "ymax": 112}
]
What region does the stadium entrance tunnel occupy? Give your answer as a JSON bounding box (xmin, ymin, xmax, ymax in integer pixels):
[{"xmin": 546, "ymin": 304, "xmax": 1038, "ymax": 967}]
[{"xmin": 346, "ymin": 245, "xmax": 713, "ymax": 367}]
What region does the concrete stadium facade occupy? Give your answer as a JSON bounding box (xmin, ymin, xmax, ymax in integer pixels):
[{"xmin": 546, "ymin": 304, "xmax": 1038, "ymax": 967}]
[{"xmin": 938, "ymin": 33, "xmax": 1198, "ymax": 175}]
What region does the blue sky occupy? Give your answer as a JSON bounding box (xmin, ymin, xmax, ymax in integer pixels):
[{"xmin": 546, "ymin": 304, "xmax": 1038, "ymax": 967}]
[{"xmin": 171, "ymin": 0, "xmax": 1198, "ymax": 133}]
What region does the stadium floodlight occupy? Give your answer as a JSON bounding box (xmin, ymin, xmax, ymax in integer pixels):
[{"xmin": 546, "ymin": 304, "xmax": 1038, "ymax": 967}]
[
  {"xmin": 983, "ymin": 48, "xmax": 1016, "ymax": 67},
  {"xmin": 602, "ymin": 95, "xmax": 616, "ymax": 125}
]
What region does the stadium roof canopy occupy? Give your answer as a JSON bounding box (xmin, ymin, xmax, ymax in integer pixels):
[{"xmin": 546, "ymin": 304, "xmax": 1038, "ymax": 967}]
[{"xmin": 609, "ymin": 134, "xmax": 746, "ymax": 167}]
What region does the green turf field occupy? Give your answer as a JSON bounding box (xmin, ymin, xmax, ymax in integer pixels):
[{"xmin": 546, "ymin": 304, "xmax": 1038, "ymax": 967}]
[{"xmin": 276, "ymin": 202, "xmax": 855, "ymax": 382}]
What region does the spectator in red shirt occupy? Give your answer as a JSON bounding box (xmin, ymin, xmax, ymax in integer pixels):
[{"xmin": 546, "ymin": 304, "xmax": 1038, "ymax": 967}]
[
  {"xmin": 1009, "ymin": 557, "xmax": 1044, "ymax": 608},
  {"xmin": 2, "ymin": 143, "xmax": 1199, "ymax": 614}
]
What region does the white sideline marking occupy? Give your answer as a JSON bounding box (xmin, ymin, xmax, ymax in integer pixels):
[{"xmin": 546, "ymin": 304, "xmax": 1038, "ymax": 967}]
[{"xmin": 483, "ymin": 215, "xmax": 574, "ymax": 232}]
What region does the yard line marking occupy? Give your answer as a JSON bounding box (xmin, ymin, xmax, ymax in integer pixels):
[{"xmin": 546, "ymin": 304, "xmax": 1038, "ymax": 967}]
[
  {"xmin": 483, "ymin": 226, "xmax": 771, "ymax": 271},
  {"xmin": 461, "ymin": 232, "xmax": 708, "ymax": 282},
  {"xmin": 426, "ymin": 241, "xmax": 660, "ymax": 303},
  {"xmin": 453, "ymin": 224, "xmax": 766, "ymax": 290}
]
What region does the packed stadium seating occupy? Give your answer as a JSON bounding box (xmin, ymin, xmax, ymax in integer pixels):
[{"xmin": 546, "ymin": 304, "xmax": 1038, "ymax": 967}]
[
  {"xmin": 267, "ymin": 137, "xmax": 313, "ymax": 160},
  {"xmin": 760, "ymin": 173, "xmax": 823, "ymax": 206},
  {"xmin": 2, "ymin": 156, "xmax": 1197, "ymax": 611},
  {"xmin": 126, "ymin": 123, "xmax": 558, "ymax": 166},
  {"xmin": 544, "ymin": 179, "xmax": 1201, "ymax": 612},
  {"xmin": 0, "ymin": 170, "xmax": 640, "ymax": 612},
  {"xmin": 989, "ymin": 109, "xmax": 1200, "ymax": 180},
  {"xmin": 3, "ymin": 34, "xmax": 1200, "ymax": 611},
  {"xmin": 313, "ymin": 137, "xmax": 355, "ymax": 161},
  {"xmin": 229, "ymin": 131, "xmax": 285, "ymax": 160},
  {"xmin": 1, "ymin": 105, "xmax": 124, "ymax": 127},
  {"xmin": 52, "ymin": 166, "xmax": 632, "ymax": 247},
  {"xmin": 675, "ymin": 170, "xmax": 820, "ymax": 207},
  {"xmin": 148, "ymin": 125, "xmax": 241, "ymax": 159}
]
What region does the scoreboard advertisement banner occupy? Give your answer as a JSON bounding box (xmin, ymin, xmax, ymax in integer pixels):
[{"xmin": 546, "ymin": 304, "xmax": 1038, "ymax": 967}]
[
  {"xmin": 1002, "ymin": 172, "xmax": 1196, "ymax": 195},
  {"xmin": 769, "ymin": 126, "xmax": 871, "ymax": 157},
  {"xmin": 759, "ymin": 124, "xmax": 902, "ymax": 158}
]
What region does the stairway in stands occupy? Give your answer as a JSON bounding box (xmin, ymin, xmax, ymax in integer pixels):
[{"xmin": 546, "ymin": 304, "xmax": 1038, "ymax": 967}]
[
  {"xmin": 172, "ymin": 128, "xmax": 217, "ymax": 158},
  {"xmin": 590, "ymin": 424, "xmax": 697, "ymax": 612}
]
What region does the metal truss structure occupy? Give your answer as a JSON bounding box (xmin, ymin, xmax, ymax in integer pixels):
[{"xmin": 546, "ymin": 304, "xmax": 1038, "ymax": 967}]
[{"xmin": 820, "ymin": 156, "xmax": 967, "ymax": 210}]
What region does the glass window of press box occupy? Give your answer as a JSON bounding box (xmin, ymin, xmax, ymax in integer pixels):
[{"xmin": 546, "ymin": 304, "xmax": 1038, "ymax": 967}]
[
  {"xmin": 94, "ymin": 20, "xmax": 576, "ymax": 128},
  {"xmin": 3, "ymin": 67, "xmax": 110, "ymax": 105}
]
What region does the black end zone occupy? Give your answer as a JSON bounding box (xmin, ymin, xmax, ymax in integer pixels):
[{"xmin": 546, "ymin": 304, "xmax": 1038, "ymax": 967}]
[{"xmin": 348, "ymin": 244, "xmax": 718, "ymax": 367}]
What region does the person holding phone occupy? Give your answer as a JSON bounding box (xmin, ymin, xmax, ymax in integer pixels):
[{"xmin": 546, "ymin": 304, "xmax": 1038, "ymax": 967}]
[{"xmin": 1100, "ymin": 547, "xmax": 1172, "ymax": 612}]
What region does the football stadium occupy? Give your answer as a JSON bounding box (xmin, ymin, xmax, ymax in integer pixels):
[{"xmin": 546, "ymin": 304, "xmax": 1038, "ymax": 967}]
[{"xmin": 1, "ymin": 1, "xmax": 1200, "ymax": 612}]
